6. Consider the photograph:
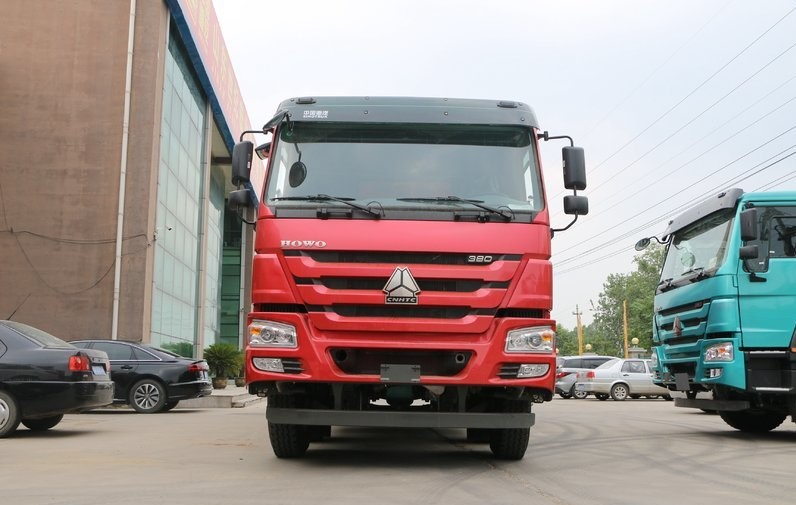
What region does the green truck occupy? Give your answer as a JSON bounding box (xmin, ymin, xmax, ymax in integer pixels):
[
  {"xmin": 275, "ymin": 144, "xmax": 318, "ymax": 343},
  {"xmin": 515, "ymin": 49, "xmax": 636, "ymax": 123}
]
[{"xmin": 637, "ymin": 188, "xmax": 796, "ymax": 432}]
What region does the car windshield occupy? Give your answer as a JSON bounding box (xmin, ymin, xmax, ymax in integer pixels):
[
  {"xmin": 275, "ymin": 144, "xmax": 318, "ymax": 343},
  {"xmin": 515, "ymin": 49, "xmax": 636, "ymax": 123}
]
[
  {"xmin": 660, "ymin": 208, "xmax": 735, "ymax": 284},
  {"xmin": 265, "ymin": 122, "xmax": 543, "ymax": 216},
  {"xmin": 2, "ymin": 321, "xmax": 74, "ymax": 349}
]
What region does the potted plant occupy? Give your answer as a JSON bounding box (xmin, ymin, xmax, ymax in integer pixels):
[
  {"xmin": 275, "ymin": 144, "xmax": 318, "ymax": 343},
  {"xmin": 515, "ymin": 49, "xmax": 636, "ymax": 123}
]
[
  {"xmin": 235, "ymin": 363, "xmax": 247, "ymax": 388},
  {"xmin": 203, "ymin": 343, "xmax": 243, "ymax": 390}
]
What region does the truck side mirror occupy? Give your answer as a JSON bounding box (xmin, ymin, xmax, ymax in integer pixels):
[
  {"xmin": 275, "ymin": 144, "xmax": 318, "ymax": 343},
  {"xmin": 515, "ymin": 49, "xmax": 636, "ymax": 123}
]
[
  {"xmin": 739, "ymin": 245, "xmax": 759, "ymax": 260},
  {"xmin": 228, "ymin": 188, "xmax": 252, "ymax": 211},
  {"xmin": 563, "ymin": 195, "xmax": 589, "ymax": 216},
  {"xmin": 739, "ymin": 208, "xmax": 758, "ymax": 242},
  {"xmin": 254, "ymin": 142, "xmax": 271, "ymax": 160},
  {"xmin": 231, "ymin": 141, "xmax": 253, "ymax": 186},
  {"xmin": 562, "ymin": 146, "xmax": 586, "ymax": 191}
]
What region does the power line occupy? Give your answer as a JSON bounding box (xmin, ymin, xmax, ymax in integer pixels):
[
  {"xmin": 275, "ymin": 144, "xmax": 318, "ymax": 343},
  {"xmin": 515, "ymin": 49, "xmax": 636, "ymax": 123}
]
[
  {"xmin": 586, "ymin": 40, "xmax": 796, "ymax": 196},
  {"xmin": 555, "ymin": 128, "xmax": 796, "ymax": 262},
  {"xmin": 586, "ymin": 4, "xmax": 796, "ymax": 177},
  {"xmin": 554, "ymin": 149, "xmax": 796, "ymax": 274},
  {"xmin": 557, "ymin": 93, "xmax": 796, "ymax": 224}
]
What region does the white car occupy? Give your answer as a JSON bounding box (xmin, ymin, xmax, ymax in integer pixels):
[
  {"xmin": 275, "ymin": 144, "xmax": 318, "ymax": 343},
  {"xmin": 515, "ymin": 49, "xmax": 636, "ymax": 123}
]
[{"xmin": 575, "ymin": 358, "xmax": 672, "ymax": 401}]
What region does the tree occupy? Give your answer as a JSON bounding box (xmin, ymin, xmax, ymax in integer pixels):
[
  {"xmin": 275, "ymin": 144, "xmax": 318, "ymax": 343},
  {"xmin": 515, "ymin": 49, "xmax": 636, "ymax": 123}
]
[
  {"xmin": 591, "ymin": 245, "xmax": 664, "ymax": 355},
  {"xmin": 556, "ymin": 324, "xmax": 578, "ymax": 356}
]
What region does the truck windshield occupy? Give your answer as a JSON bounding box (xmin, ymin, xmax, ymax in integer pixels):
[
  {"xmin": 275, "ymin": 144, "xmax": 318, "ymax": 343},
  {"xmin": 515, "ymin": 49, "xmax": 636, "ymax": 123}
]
[
  {"xmin": 264, "ymin": 122, "xmax": 543, "ymax": 216},
  {"xmin": 659, "ymin": 208, "xmax": 735, "ymax": 285}
]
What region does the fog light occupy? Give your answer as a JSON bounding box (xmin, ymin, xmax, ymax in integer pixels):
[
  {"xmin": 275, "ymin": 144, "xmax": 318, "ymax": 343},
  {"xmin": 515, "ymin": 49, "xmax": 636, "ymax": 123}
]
[
  {"xmin": 517, "ymin": 364, "xmax": 549, "ymax": 378},
  {"xmin": 252, "ymin": 357, "xmax": 284, "ymax": 373},
  {"xmin": 708, "ymin": 368, "xmax": 723, "ymax": 379}
]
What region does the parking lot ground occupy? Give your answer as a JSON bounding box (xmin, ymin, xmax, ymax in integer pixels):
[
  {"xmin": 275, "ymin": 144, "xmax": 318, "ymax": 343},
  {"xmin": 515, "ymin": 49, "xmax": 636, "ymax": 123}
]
[{"xmin": 2, "ymin": 398, "xmax": 796, "ymax": 505}]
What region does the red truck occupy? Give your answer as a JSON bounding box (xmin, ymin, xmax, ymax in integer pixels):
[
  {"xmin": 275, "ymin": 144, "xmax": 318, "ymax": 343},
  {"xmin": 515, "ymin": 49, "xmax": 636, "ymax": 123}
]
[{"xmin": 228, "ymin": 96, "xmax": 587, "ymax": 459}]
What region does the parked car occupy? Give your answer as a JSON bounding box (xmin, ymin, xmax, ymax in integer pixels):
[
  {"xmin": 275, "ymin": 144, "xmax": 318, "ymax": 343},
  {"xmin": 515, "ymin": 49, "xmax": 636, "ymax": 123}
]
[
  {"xmin": 575, "ymin": 358, "xmax": 672, "ymax": 401},
  {"xmin": 555, "ymin": 355, "xmax": 616, "ymax": 399},
  {"xmin": 71, "ymin": 340, "xmax": 212, "ymax": 413},
  {"xmin": 0, "ymin": 320, "xmax": 114, "ymax": 437}
]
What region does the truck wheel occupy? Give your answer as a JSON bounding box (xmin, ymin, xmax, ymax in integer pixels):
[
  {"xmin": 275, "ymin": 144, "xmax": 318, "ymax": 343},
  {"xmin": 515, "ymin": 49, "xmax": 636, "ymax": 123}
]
[
  {"xmin": 21, "ymin": 414, "xmax": 64, "ymax": 431},
  {"xmin": 610, "ymin": 383, "xmax": 629, "ymax": 401},
  {"xmin": 0, "ymin": 391, "xmax": 21, "ymax": 438},
  {"xmin": 719, "ymin": 409, "xmax": 786, "ymax": 433},
  {"xmin": 268, "ymin": 395, "xmax": 310, "ymax": 458},
  {"xmin": 489, "ymin": 399, "xmax": 530, "ymax": 460}
]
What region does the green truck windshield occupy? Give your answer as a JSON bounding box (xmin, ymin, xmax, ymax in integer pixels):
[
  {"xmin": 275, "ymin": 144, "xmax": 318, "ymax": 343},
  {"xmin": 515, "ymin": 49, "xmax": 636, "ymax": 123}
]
[
  {"xmin": 264, "ymin": 122, "xmax": 543, "ymax": 214},
  {"xmin": 660, "ymin": 208, "xmax": 735, "ymax": 284}
]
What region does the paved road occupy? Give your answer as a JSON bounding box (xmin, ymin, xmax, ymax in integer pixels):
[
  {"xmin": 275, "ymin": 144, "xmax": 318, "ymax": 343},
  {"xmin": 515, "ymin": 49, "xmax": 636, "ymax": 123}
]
[{"xmin": 2, "ymin": 398, "xmax": 795, "ymax": 505}]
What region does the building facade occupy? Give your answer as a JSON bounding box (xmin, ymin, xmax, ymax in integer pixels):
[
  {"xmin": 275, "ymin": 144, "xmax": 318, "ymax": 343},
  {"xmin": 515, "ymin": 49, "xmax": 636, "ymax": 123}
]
[{"xmin": 0, "ymin": 0, "xmax": 258, "ymax": 357}]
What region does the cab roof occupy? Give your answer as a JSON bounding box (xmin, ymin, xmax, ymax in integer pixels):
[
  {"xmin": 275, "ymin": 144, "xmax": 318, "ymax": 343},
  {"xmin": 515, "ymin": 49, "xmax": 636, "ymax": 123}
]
[{"xmin": 271, "ymin": 96, "xmax": 539, "ymax": 129}]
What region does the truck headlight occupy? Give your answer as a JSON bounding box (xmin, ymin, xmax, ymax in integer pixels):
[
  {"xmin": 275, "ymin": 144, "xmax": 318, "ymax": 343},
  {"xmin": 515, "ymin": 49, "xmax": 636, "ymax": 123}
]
[
  {"xmin": 248, "ymin": 320, "xmax": 297, "ymax": 348},
  {"xmin": 505, "ymin": 326, "xmax": 555, "ymax": 354},
  {"xmin": 650, "ymin": 351, "xmax": 659, "ymax": 370},
  {"xmin": 704, "ymin": 342, "xmax": 733, "ymax": 362}
]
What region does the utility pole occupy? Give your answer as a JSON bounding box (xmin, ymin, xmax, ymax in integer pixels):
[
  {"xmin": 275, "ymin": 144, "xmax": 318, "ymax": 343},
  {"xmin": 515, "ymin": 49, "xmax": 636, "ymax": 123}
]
[
  {"xmin": 573, "ymin": 305, "xmax": 583, "ymax": 355},
  {"xmin": 623, "ymin": 299, "xmax": 629, "ymax": 359}
]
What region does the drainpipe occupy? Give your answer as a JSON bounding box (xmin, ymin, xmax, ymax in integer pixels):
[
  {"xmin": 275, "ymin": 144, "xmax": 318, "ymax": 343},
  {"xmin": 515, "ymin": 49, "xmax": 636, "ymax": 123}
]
[{"xmin": 111, "ymin": 0, "xmax": 137, "ymax": 340}]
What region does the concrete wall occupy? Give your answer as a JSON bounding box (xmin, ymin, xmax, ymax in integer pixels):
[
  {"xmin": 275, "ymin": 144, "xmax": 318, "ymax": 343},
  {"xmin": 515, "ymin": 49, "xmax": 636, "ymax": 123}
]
[{"xmin": 0, "ymin": 0, "xmax": 168, "ymax": 341}]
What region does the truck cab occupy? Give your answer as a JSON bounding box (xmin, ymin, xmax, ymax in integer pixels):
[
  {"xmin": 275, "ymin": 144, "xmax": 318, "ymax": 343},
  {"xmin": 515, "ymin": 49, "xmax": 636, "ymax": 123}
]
[
  {"xmin": 229, "ymin": 96, "xmax": 588, "ymax": 458},
  {"xmin": 640, "ymin": 188, "xmax": 796, "ymax": 432}
]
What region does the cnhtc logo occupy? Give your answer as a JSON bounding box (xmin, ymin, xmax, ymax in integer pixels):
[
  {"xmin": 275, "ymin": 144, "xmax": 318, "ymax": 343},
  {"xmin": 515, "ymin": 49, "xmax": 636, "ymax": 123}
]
[{"xmin": 383, "ymin": 267, "xmax": 421, "ymax": 305}]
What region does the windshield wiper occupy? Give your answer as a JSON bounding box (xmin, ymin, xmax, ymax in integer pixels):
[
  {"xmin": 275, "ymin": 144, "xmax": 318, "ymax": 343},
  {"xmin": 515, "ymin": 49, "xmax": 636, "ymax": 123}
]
[
  {"xmin": 397, "ymin": 196, "xmax": 513, "ymax": 222},
  {"xmin": 682, "ymin": 267, "xmax": 710, "ymax": 283},
  {"xmin": 271, "ymin": 194, "xmax": 382, "ymax": 218}
]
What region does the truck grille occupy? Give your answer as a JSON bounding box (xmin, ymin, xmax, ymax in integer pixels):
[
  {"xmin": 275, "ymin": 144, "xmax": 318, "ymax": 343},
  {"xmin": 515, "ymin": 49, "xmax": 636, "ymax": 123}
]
[{"xmin": 274, "ymin": 249, "xmax": 541, "ymax": 331}]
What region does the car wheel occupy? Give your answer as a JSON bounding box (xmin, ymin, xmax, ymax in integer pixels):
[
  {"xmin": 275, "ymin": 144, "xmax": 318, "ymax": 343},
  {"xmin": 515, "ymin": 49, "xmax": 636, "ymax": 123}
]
[
  {"xmin": 558, "ymin": 392, "xmax": 572, "ymax": 399},
  {"xmin": 22, "ymin": 414, "xmax": 64, "ymax": 431},
  {"xmin": 610, "ymin": 383, "xmax": 629, "ymax": 401},
  {"xmin": 129, "ymin": 379, "xmax": 167, "ymax": 413},
  {"xmin": 571, "ymin": 384, "xmax": 588, "ymax": 400},
  {"xmin": 161, "ymin": 401, "xmax": 180, "ymax": 412},
  {"xmin": 719, "ymin": 409, "xmax": 787, "ymax": 433},
  {"xmin": 0, "ymin": 390, "xmax": 21, "ymax": 438},
  {"xmin": 595, "ymin": 393, "xmax": 609, "ymax": 401}
]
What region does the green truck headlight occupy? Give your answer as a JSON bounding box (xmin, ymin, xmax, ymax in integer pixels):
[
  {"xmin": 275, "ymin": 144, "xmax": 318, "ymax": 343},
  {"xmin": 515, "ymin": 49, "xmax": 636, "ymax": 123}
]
[
  {"xmin": 505, "ymin": 326, "xmax": 555, "ymax": 354},
  {"xmin": 248, "ymin": 320, "xmax": 297, "ymax": 348},
  {"xmin": 704, "ymin": 342, "xmax": 733, "ymax": 362}
]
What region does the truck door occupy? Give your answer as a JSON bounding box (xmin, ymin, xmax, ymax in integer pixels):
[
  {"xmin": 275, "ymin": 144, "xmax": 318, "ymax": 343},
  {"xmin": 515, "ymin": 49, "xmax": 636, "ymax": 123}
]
[{"xmin": 737, "ymin": 205, "xmax": 796, "ymax": 349}]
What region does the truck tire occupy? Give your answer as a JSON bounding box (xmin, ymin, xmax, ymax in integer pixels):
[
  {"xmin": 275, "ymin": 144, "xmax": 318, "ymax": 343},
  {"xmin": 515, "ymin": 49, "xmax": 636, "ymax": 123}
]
[
  {"xmin": 21, "ymin": 414, "xmax": 64, "ymax": 432},
  {"xmin": 718, "ymin": 409, "xmax": 786, "ymax": 433},
  {"xmin": 268, "ymin": 395, "xmax": 310, "ymax": 458},
  {"xmin": 489, "ymin": 399, "xmax": 530, "ymax": 460}
]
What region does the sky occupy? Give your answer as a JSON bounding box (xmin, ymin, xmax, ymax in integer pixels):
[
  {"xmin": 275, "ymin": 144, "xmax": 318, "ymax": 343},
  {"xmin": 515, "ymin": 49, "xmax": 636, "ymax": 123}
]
[{"xmin": 213, "ymin": 0, "xmax": 796, "ymax": 329}]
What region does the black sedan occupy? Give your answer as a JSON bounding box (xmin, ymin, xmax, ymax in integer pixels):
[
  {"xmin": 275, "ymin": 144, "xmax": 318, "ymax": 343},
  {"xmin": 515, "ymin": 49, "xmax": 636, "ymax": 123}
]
[
  {"xmin": 0, "ymin": 320, "xmax": 114, "ymax": 437},
  {"xmin": 71, "ymin": 340, "xmax": 212, "ymax": 413}
]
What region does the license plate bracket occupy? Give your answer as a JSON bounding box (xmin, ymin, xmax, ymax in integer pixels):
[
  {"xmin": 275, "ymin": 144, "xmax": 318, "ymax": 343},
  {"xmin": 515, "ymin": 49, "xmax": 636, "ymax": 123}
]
[{"xmin": 380, "ymin": 364, "xmax": 421, "ymax": 383}]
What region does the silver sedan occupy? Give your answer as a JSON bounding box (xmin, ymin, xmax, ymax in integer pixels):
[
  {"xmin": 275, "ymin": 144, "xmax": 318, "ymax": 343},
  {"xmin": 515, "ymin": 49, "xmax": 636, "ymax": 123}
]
[{"xmin": 575, "ymin": 358, "xmax": 672, "ymax": 401}]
